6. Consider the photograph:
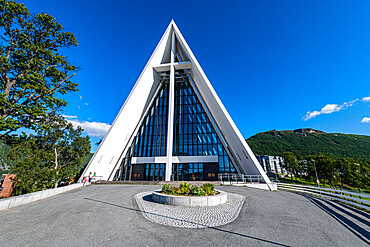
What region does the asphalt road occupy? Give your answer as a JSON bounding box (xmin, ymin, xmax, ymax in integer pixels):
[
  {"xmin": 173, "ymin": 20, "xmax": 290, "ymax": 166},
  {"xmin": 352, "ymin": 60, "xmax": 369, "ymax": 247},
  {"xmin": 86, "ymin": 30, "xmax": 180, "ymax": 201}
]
[{"xmin": 0, "ymin": 185, "xmax": 369, "ymax": 247}]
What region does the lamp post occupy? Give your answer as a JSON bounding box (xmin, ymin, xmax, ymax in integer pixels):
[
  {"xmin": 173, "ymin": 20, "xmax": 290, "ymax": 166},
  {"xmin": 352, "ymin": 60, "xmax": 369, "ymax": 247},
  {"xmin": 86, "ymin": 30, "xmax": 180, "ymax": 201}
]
[{"xmin": 312, "ymin": 159, "xmax": 321, "ymax": 194}]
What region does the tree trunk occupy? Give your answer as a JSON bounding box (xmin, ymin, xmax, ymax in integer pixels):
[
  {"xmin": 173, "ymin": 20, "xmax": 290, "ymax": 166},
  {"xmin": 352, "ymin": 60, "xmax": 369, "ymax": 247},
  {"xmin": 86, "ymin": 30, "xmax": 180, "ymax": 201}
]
[
  {"xmin": 54, "ymin": 171, "xmax": 59, "ymax": 189},
  {"xmin": 290, "ymin": 169, "xmax": 293, "ymax": 182},
  {"xmin": 54, "ymin": 146, "xmax": 58, "ymax": 189}
]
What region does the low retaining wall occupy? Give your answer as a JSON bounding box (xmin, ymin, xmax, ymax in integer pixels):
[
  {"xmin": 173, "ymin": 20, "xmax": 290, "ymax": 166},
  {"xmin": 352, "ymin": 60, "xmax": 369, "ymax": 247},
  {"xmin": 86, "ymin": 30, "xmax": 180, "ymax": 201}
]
[
  {"xmin": 0, "ymin": 183, "xmax": 84, "ymax": 211},
  {"xmin": 152, "ymin": 190, "xmax": 227, "ymax": 207}
]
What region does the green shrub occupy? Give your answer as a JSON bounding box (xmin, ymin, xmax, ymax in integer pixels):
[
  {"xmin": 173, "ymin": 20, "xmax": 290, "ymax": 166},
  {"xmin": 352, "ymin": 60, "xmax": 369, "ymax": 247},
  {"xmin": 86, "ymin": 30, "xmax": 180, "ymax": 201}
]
[
  {"xmin": 162, "ymin": 184, "xmax": 172, "ymax": 193},
  {"xmin": 180, "ymin": 182, "xmax": 190, "ymax": 189},
  {"xmin": 203, "ymin": 183, "xmax": 214, "ymax": 189},
  {"xmin": 192, "ymin": 186, "xmax": 205, "ymax": 196},
  {"xmin": 203, "ymin": 186, "xmax": 212, "ymax": 195},
  {"xmin": 161, "ymin": 183, "xmax": 218, "ymax": 196},
  {"xmin": 203, "ymin": 183, "xmax": 214, "ymax": 190}
]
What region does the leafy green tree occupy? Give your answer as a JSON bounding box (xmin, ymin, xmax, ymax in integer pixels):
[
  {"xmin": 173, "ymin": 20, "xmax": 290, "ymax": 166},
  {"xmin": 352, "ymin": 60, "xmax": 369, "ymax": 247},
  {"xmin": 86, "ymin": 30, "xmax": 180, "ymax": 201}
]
[
  {"xmin": 0, "ymin": 0, "xmax": 78, "ymax": 135},
  {"xmin": 310, "ymin": 154, "xmax": 338, "ymax": 187},
  {"xmin": 8, "ymin": 113, "xmax": 90, "ymax": 195},
  {"xmin": 297, "ymin": 159, "xmax": 308, "ymax": 182},
  {"xmin": 335, "ymin": 158, "xmax": 356, "ymax": 189},
  {"xmin": 37, "ymin": 112, "xmax": 91, "ymax": 188},
  {"xmin": 358, "ymin": 162, "xmax": 370, "ymax": 190},
  {"xmin": 282, "ymin": 152, "xmax": 299, "ymax": 182},
  {"xmin": 307, "ymin": 155, "xmax": 320, "ymax": 183},
  {"xmin": 353, "ymin": 161, "xmax": 370, "ymax": 192},
  {"xmin": 8, "ymin": 134, "xmax": 54, "ymax": 195},
  {"xmin": 282, "ymin": 152, "xmax": 368, "ymax": 190},
  {"xmin": 0, "ymin": 140, "xmax": 10, "ymax": 172}
]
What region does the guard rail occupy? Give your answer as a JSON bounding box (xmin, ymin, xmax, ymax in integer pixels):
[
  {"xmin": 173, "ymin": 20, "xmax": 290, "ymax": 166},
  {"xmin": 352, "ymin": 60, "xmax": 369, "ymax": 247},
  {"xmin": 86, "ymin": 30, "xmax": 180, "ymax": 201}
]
[
  {"xmin": 278, "ymin": 183, "xmax": 370, "ymax": 211},
  {"xmin": 218, "ymin": 173, "xmax": 263, "ymax": 184}
]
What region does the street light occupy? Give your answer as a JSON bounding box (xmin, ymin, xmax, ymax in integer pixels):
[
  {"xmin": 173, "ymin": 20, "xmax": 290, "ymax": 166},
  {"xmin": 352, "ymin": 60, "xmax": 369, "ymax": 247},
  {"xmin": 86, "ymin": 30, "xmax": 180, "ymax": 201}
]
[{"xmin": 312, "ymin": 159, "xmax": 321, "ymax": 194}]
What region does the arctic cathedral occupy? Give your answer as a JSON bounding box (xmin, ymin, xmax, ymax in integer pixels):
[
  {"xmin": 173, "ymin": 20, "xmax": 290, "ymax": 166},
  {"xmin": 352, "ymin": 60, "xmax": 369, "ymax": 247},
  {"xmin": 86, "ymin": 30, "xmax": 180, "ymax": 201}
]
[{"xmin": 80, "ymin": 20, "xmax": 271, "ymax": 187}]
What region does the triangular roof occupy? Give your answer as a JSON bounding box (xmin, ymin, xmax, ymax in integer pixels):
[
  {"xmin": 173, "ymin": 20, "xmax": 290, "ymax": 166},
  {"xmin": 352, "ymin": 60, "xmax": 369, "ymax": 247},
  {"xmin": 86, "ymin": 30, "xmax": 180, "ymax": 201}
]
[{"xmin": 81, "ymin": 20, "xmax": 272, "ymax": 189}]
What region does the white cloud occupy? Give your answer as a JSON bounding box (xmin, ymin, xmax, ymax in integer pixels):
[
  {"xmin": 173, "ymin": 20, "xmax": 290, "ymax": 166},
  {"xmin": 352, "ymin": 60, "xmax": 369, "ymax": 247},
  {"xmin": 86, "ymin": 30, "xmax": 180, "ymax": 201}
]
[
  {"xmin": 303, "ymin": 99, "xmax": 359, "ymax": 121},
  {"xmin": 342, "ymin": 99, "xmax": 358, "ymax": 107},
  {"xmin": 361, "ymin": 117, "xmax": 370, "ymax": 123},
  {"xmin": 362, "ymin": 96, "xmax": 370, "ymax": 102},
  {"xmin": 320, "ymin": 104, "xmax": 342, "ymax": 114},
  {"xmin": 67, "ymin": 119, "xmax": 111, "ymax": 138},
  {"xmin": 62, "ymin": 115, "xmax": 78, "ymax": 119}
]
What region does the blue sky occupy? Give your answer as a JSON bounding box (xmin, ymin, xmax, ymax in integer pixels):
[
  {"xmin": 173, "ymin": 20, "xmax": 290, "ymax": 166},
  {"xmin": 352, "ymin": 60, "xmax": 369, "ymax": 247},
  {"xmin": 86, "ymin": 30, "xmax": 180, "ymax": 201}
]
[{"xmin": 21, "ymin": 0, "xmax": 370, "ymax": 152}]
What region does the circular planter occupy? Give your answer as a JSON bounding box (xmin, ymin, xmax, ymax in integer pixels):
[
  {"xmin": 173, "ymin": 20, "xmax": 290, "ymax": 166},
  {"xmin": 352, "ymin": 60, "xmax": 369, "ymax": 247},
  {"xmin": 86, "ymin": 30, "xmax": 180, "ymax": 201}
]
[{"xmin": 152, "ymin": 190, "xmax": 227, "ymax": 207}]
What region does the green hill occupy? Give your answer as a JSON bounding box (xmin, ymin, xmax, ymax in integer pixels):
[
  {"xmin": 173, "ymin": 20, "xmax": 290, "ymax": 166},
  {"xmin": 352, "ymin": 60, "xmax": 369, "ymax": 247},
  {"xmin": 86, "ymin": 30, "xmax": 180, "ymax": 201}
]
[{"xmin": 246, "ymin": 128, "xmax": 370, "ymax": 162}]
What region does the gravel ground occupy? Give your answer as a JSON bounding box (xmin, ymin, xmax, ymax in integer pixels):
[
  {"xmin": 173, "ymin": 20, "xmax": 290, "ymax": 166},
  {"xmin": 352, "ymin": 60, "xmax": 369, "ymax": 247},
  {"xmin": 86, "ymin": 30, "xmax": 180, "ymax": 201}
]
[{"xmin": 135, "ymin": 191, "xmax": 245, "ymax": 228}]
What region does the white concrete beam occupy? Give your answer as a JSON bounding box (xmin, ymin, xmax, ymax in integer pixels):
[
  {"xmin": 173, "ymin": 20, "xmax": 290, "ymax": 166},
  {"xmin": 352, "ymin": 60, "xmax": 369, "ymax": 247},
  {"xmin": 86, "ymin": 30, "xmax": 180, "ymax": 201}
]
[{"xmin": 165, "ymin": 29, "xmax": 176, "ymax": 181}]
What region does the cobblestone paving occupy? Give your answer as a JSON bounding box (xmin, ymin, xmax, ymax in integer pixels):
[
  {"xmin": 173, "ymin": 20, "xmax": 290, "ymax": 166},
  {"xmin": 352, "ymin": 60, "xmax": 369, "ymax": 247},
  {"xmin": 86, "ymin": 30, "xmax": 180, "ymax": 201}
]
[{"xmin": 134, "ymin": 191, "xmax": 245, "ymax": 228}]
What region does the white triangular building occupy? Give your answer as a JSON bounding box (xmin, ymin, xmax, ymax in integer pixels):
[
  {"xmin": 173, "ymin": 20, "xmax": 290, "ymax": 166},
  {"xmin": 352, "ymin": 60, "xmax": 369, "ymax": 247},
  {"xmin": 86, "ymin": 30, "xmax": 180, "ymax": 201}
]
[{"xmin": 81, "ymin": 20, "xmax": 273, "ymax": 189}]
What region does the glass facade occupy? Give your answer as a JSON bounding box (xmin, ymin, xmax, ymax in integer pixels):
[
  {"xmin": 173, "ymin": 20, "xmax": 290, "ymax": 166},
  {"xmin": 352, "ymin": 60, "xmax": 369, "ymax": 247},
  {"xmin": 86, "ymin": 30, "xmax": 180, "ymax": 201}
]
[
  {"xmin": 172, "ymin": 163, "xmax": 204, "ymax": 181},
  {"xmin": 173, "ymin": 70, "xmax": 235, "ymax": 174},
  {"xmin": 145, "ymin": 163, "xmax": 166, "ymax": 181},
  {"xmin": 116, "ymin": 83, "xmax": 169, "ymax": 180},
  {"xmin": 115, "ymin": 70, "xmax": 236, "ymax": 181},
  {"xmin": 133, "ymin": 83, "xmax": 169, "ymax": 157}
]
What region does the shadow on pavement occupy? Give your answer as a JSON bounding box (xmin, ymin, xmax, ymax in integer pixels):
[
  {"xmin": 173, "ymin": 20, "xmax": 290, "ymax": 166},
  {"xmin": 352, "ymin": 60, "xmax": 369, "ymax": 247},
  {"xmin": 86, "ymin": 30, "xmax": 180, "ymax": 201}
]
[
  {"xmin": 339, "ymin": 202, "xmax": 370, "ymax": 220},
  {"xmin": 296, "ymin": 193, "xmax": 370, "ymax": 245},
  {"xmin": 84, "ymin": 197, "xmax": 290, "ymax": 247},
  {"xmin": 142, "ymin": 194, "xmax": 162, "ymax": 205}
]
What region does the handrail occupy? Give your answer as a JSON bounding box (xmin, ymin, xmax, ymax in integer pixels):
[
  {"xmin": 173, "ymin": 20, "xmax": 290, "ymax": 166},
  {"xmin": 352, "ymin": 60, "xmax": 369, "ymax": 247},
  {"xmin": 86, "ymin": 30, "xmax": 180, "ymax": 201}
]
[
  {"xmin": 218, "ymin": 173, "xmax": 264, "ymax": 183},
  {"xmin": 278, "ymin": 183, "xmax": 370, "ymax": 199},
  {"xmin": 280, "ymin": 184, "xmax": 370, "ymax": 204},
  {"xmin": 92, "ymin": 176, "xmax": 103, "ymax": 183},
  {"xmin": 279, "ymin": 186, "xmax": 370, "ymax": 211},
  {"xmin": 277, "ymin": 183, "xmax": 370, "ymax": 211}
]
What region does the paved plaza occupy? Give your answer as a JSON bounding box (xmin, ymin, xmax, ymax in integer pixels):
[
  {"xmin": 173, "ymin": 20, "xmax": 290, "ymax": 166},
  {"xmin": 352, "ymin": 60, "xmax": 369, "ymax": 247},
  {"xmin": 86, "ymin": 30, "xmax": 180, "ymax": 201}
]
[
  {"xmin": 135, "ymin": 191, "xmax": 245, "ymax": 228},
  {"xmin": 0, "ymin": 185, "xmax": 369, "ymax": 246}
]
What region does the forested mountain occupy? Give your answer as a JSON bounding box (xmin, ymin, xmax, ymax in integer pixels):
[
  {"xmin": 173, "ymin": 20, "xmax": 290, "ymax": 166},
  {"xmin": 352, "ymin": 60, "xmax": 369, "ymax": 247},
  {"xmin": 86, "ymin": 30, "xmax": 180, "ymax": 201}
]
[{"xmin": 246, "ymin": 129, "xmax": 370, "ymax": 162}]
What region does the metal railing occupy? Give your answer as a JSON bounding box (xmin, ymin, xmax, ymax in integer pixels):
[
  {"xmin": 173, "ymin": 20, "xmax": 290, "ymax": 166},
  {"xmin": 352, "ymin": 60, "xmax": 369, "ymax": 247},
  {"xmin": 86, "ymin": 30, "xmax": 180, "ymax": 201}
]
[
  {"xmin": 278, "ymin": 183, "xmax": 370, "ymax": 211},
  {"xmin": 92, "ymin": 176, "xmax": 103, "ymax": 183},
  {"xmin": 218, "ymin": 173, "xmax": 263, "ymax": 184}
]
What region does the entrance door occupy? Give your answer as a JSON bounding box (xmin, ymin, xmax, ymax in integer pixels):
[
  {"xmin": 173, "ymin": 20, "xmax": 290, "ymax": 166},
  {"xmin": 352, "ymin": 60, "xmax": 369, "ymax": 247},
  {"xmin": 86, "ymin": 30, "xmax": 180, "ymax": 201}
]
[
  {"xmin": 131, "ymin": 164, "xmax": 145, "ymax": 180},
  {"xmin": 203, "ymin": 163, "xmax": 218, "ymax": 181},
  {"xmin": 172, "ymin": 163, "xmax": 204, "ymax": 181}
]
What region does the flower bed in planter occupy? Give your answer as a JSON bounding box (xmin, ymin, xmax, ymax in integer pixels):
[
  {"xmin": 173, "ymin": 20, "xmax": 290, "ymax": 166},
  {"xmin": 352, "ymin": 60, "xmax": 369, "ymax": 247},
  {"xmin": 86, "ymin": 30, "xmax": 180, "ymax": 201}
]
[
  {"xmin": 161, "ymin": 183, "xmax": 219, "ymax": 196},
  {"xmin": 151, "ymin": 183, "xmax": 227, "ymax": 207}
]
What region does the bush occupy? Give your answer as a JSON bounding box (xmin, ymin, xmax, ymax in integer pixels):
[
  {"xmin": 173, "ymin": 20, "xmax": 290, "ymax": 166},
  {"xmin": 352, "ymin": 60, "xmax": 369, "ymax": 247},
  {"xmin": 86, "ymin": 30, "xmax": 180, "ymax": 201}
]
[
  {"xmin": 180, "ymin": 182, "xmax": 190, "ymax": 189},
  {"xmin": 161, "ymin": 183, "xmax": 219, "ymax": 196},
  {"xmin": 192, "ymin": 186, "xmax": 205, "ymax": 196},
  {"xmin": 202, "ymin": 183, "xmax": 214, "ymax": 193},
  {"xmin": 162, "ymin": 184, "xmax": 172, "ymax": 193}
]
